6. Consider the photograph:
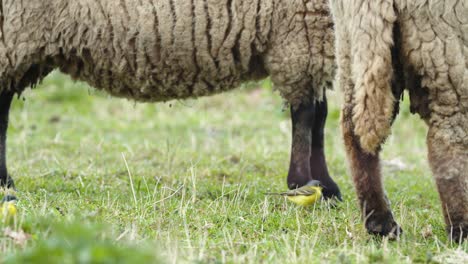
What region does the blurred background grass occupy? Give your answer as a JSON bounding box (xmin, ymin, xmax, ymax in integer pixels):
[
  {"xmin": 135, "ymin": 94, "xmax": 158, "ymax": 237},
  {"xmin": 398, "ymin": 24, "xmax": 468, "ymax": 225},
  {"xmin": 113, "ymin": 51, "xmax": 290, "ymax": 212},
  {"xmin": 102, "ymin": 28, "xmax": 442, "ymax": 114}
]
[{"xmin": 1, "ymin": 71, "xmax": 466, "ymax": 263}]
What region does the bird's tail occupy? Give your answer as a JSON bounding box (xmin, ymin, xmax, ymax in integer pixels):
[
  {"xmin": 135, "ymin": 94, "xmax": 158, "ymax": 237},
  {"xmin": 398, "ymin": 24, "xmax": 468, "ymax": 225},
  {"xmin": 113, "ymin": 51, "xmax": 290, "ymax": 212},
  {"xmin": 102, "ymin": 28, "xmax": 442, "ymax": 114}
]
[{"xmin": 264, "ymin": 192, "xmax": 285, "ymax": 196}]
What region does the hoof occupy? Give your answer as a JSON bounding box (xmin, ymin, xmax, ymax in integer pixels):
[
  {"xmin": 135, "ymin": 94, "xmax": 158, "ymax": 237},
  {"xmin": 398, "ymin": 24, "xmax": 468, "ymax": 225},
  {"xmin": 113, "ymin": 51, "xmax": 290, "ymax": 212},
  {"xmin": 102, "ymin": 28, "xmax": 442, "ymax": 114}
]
[
  {"xmin": 322, "ymin": 187, "xmax": 342, "ymax": 201},
  {"xmin": 7, "ymin": 177, "xmax": 15, "ymax": 189},
  {"xmin": 0, "ymin": 174, "xmax": 15, "ymax": 189},
  {"xmin": 365, "ymin": 211, "xmax": 402, "ymax": 239},
  {"xmin": 448, "ymin": 224, "xmax": 467, "ymax": 243}
]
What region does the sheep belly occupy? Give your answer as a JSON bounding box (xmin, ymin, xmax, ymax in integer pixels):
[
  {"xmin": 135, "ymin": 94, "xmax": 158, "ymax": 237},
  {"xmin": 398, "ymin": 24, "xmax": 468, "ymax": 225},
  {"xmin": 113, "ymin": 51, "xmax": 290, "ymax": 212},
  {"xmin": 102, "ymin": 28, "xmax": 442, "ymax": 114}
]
[{"xmin": 55, "ymin": 0, "xmax": 271, "ymax": 102}]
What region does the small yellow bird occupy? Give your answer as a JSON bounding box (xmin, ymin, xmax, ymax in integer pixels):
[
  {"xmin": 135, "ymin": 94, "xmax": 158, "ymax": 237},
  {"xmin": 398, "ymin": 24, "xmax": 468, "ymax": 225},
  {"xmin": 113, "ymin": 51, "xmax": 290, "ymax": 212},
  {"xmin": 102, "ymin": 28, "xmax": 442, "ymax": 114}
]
[
  {"xmin": 0, "ymin": 195, "xmax": 18, "ymax": 219},
  {"xmin": 266, "ymin": 180, "xmax": 323, "ymax": 206}
]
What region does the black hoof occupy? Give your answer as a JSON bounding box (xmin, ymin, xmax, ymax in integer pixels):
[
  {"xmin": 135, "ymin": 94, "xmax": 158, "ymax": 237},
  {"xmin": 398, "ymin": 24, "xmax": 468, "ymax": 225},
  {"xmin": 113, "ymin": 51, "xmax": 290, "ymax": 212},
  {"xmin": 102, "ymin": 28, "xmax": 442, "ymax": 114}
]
[
  {"xmin": 0, "ymin": 174, "xmax": 15, "ymax": 189},
  {"xmin": 448, "ymin": 224, "xmax": 467, "ymax": 243},
  {"xmin": 322, "ymin": 186, "xmax": 342, "ymax": 201},
  {"xmin": 365, "ymin": 211, "xmax": 402, "ymax": 239},
  {"xmin": 0, "ymin": 175, "xmax": 15, "ymax": 189},
  {"xmin": 7, "ymin": 177, "xmax": 15, "ymax": 189}
]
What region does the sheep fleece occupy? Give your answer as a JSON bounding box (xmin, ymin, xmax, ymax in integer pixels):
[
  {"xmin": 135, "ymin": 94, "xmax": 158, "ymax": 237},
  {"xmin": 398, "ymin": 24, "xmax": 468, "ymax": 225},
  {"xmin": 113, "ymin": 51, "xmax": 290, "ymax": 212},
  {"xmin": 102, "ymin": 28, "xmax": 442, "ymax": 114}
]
[
  {"xmin": 0, "ymin": 0, "xmax": 335, "ymax": 106},
  {"xmin": 331, "ymin": 0, "xmax": 468, "ymax": 153}
]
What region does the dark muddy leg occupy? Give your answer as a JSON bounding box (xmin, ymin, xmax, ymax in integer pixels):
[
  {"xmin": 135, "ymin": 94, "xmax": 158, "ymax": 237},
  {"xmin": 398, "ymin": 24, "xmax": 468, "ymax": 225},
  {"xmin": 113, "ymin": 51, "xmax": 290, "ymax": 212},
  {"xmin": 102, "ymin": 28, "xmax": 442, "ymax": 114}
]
[
  {"xmin": 342, "ymin": 106, "xmax": 401, "ymax": 237},
  {"xmin": 287, "ymin": 102, "xmax": 315, "ymax": 189},
  {"xmin": 0, "ymin": 91, "xmax": 14, "ymax": 188},
  {"xmin": 427, "ymin": 127, "xmax": 468, "ymax": 243},
  {"xmin": 310, "ymin": 96, "xmax": 341, "ymax": 200}
]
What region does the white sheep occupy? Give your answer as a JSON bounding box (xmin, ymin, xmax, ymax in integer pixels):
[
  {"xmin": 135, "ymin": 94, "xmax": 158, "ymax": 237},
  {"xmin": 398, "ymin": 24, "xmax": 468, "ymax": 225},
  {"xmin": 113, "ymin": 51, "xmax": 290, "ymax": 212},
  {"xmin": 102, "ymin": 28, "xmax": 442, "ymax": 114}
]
[
  {"xmin": 330, "ymin": 0, "xmax": 468, "ymax": 241},
  {"xmin": 0, "ymin": 0, "xmax": 342, "ymax": 199}
]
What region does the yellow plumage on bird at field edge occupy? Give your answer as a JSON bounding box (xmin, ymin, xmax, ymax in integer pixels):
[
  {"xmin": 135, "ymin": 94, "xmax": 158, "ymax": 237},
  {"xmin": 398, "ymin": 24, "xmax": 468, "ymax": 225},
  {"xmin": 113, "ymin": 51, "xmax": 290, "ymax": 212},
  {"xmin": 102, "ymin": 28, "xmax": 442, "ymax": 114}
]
[
  {"xmin": 0, "ymin": 195, "xmax": 18, "ymax": 219},
  {"xmin": 266, "ymin": 180, "xmax": 323, "ymax": 206}
]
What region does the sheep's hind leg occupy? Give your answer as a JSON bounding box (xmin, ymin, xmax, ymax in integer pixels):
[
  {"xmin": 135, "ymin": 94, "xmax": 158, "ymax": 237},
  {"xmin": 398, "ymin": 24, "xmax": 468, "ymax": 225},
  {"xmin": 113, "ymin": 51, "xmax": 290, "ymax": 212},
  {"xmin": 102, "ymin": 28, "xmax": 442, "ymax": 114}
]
[
  {"xmin": 287, "ymin": 101, "xmax": 315, "ymax": 189},
  {"xmin": 0, "ymin": 91, "xmax": 14, "ymax": 188},
  {"xmin": 427, "ymin": 127, "xmax": 468, "ymax": 243},
  {"xmin": 342, "ymin": 105, "xmax": 401, "ymax": 237},
  {"xmin": 310, "ymin": 96, "xmax": 341, "ymax": 200}
]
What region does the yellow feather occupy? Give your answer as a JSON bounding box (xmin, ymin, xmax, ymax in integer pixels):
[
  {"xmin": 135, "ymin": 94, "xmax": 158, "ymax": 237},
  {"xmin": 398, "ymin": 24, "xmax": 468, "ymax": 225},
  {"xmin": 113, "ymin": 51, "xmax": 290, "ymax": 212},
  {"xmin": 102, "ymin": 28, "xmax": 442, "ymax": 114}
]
[
  {"xmin": 266, "ymin": 181, "xmax": 323, "ymax": 206},
  {"xmin": 284, "ymin": 186, "xmax": 322, "ymax": 206},
  {"xmin": 0, "ymin": 202, "xmax": 17, "ymax": 218}
]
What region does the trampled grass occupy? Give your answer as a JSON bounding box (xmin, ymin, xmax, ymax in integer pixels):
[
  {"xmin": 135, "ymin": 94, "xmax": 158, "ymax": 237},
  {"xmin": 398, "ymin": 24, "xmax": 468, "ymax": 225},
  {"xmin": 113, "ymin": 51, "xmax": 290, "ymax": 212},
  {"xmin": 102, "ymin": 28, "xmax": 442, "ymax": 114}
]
[{"xmin": 0, "ymin": 72, "xmax": 466, "ymax": 263}]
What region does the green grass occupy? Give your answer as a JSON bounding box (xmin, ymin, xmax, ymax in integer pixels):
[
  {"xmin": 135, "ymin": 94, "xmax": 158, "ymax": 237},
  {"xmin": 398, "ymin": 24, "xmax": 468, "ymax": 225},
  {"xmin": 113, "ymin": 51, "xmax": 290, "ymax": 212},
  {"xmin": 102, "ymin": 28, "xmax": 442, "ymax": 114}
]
[{"xmin": 1, "ymin": 72, "xmax": 466, "ymax": 263}]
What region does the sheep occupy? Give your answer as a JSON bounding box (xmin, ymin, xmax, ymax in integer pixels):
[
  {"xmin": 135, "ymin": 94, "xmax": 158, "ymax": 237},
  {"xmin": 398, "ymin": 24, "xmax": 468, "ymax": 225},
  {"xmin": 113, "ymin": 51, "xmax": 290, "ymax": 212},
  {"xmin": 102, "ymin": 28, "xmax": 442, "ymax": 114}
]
[
  {"xmin": 329, "ymin": 0, "xmax": 468, "ymax": 241},
  {"xmin": 0, "ymin": 0, "xmax": 342, "ymax": 199}
]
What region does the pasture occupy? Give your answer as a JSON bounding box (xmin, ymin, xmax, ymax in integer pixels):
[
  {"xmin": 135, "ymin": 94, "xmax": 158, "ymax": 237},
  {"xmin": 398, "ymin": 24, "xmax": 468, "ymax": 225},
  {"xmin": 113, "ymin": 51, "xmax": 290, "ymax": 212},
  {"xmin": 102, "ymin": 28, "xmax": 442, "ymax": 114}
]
[{"xmin": 1, "ymin": 72, "xmax": 466, "ymax": 263}]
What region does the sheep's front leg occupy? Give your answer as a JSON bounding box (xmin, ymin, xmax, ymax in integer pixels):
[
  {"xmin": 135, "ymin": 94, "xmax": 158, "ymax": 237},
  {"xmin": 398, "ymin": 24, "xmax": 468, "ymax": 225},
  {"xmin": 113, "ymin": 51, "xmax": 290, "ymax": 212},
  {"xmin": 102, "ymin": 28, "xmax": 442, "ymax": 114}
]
[
  {"xmin": 427, "ymin": 127, "xmax": 468, "ymax": 243},
  {"xmin": 287, "ymin": 101, "xmax": 315, "ymax": 189},
  {"xmin": 342, "ymin": 105, "xmax": 401, "ymax": 237},
  {"xmin": 0, "ymin": 91, "xmax": 14, "ymax": 188},
  {"xmin": 310, "ymin": 96, "xmax": 341, "ymax": 200}
]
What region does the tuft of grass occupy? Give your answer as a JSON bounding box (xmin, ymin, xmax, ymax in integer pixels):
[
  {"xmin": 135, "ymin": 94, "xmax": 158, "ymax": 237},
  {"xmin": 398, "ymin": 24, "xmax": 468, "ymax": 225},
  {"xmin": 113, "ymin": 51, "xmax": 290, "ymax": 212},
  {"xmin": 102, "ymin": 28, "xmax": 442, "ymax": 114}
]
[
  {"xmin": 1, "ymin": 72, "xmax": 466, "ymax": 263},
  {"xmin": 3, "ymin": 218, "xmax": 159, "ymax": 264}
]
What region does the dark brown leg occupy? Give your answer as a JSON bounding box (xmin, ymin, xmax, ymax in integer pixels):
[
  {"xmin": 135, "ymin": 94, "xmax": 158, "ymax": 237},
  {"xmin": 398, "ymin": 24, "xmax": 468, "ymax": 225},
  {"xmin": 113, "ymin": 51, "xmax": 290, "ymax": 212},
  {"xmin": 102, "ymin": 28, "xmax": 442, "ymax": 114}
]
[
  {"xmin": 287, "ymin": 102, "xmax": 314, "ymax": 189},
  {"xmin": 310, "ymin": 96, "xmax": 341, "ymax": 200},
  {"xmin": 342, "ymin": 105, "xmax": 401, "ymax": 237},
  {"xmin": 0, "ymin": 91, "xmax": 14, "ymax": 188},
  {"xmin": 427, "ymin": 127, "xmax": 468, "ymax": 243}
]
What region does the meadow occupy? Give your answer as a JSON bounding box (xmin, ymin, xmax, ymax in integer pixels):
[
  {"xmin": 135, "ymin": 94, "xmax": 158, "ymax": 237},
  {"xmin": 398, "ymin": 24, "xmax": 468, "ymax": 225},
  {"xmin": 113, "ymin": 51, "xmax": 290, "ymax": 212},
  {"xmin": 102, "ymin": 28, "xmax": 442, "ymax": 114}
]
[{"xmin": 0, "ymin": 72, "xmax": 466, "ymax": 263}]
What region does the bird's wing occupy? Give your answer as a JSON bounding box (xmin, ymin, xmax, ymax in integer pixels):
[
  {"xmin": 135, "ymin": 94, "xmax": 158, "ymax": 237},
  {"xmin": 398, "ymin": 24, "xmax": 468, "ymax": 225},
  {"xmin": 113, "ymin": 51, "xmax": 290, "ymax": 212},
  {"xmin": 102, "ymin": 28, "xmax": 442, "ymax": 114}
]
[{"xmin": 280, "ymin": 187, "xmax": 317, "ymax": 196}]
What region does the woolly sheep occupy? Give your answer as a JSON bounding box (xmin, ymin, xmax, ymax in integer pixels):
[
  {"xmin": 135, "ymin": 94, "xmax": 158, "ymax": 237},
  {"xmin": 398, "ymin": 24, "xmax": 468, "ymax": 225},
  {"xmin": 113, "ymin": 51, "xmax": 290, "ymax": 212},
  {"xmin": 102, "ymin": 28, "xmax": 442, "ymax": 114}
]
[
  {"xmin": 330, "ymin": 0, "xmax": 468, "ymax": 241},
  {"xmin": 0, "ymin": 0, "xmax": 342, "ymax": 199}
]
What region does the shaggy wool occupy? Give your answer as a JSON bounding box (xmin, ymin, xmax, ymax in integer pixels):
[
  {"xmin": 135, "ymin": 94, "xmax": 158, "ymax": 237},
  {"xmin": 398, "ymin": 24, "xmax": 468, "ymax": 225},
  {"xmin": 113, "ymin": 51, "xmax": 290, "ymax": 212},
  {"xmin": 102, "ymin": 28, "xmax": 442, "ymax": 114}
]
[{"xmin": 0, "ymin": 0, "xmax": 335, "ymax": 107}]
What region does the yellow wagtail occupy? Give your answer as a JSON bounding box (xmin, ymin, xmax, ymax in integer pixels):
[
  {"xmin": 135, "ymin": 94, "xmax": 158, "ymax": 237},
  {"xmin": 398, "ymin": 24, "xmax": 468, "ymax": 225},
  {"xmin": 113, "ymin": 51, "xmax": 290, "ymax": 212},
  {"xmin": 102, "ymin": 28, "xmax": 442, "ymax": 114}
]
[
  {"xmin": 267, "ymin": 180, "xmax": 322, "ymax": 206},
  {"xmin": 0, "ymin": 195, "xmax": 17, "ymax": 219}
]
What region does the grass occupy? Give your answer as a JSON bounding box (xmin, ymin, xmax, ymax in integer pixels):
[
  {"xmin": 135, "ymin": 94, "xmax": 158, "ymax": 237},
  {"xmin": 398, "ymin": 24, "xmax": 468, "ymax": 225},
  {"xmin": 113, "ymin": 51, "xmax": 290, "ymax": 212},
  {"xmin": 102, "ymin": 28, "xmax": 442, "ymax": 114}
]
[{"xmin": 0, "ymin": 71, "xmax": 466, "ymax": 263}]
